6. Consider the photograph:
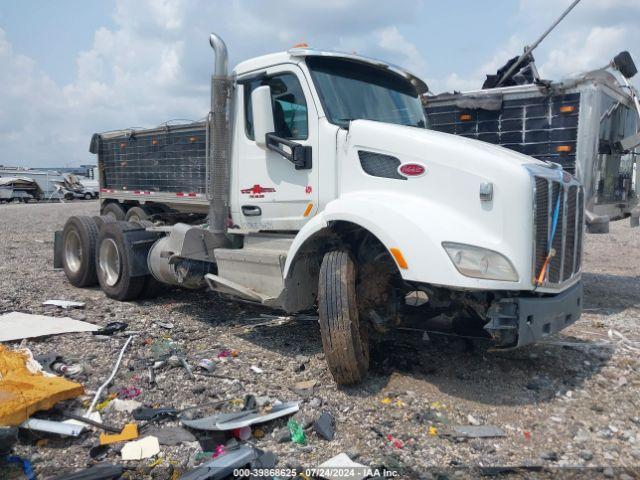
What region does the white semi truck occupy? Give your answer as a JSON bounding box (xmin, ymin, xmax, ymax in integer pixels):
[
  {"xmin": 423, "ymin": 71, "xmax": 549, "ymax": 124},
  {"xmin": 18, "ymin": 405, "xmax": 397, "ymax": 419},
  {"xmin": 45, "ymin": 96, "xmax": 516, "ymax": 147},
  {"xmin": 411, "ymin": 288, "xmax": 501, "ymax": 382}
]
[{"xmin": 55, "ymin": 34, "xmax": 584, "ymax": 384}]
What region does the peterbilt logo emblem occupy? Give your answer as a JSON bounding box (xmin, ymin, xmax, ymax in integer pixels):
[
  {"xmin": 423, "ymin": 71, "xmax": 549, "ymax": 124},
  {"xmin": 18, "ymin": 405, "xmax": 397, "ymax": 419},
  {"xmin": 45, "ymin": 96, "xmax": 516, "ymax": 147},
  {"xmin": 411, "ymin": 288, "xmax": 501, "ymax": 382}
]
[
  {"xmin": 241, "ymin": 184, "xmax": 276, "ymax": 198},
  {"xmin": 398, "ymin": 163, "xmax": 426, "ymax": 177}
]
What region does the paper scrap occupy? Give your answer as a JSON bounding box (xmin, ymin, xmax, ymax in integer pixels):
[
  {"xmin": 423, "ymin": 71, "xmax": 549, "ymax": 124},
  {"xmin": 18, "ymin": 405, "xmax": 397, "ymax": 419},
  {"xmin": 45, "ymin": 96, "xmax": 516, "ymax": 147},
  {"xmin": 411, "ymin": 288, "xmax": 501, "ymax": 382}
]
[
  {"xmin": 0, "ymin": 312, "xmax": 99, "ymax": 341},
  {"xmin": 121, "ymin": 435, "xmax": 160, "ymax": 460}
]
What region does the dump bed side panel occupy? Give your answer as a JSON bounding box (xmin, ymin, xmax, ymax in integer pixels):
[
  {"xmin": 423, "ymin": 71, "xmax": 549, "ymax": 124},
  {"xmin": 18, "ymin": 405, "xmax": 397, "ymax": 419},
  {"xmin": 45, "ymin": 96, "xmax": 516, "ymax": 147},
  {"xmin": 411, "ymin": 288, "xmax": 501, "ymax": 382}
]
[
  {"xmin": 425, "ymin": 93, "xmax": 580, "ymax": 173},
  {"xmin": 96, "ymin": 122, "xmax": 207, "ymax": 196}
]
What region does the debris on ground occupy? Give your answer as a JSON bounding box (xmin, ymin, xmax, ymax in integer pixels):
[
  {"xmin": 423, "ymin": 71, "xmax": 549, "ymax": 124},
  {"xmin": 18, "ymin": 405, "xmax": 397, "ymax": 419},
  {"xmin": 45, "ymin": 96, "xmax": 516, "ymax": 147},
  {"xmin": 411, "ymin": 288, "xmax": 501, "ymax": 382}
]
[
  {"xmin": 21, "ymin": 418, "xmax": 85, "ymax": 437},
  {"xmin": 0, "ymin": 346, "xmax": 83, "ymax": 425},
  {"xmin": 99, "ymin": 424, "xmax": 139, "ymax": 445},
  {"xmin": 91, "ymin": 321, "xmax": 128, "ymax": 336},
  {"xmin": 143, "ymin": 426, "xmax": 196, "ymax": 445},
  {"xmin": 313, "ymin": 411, "xmax": 336, "ymax": 441},
  {"xmin": 180, "ymin": 401, "xmax": 299, "ymax": 431},
  {"xmin": 42, "ymin": 299, "xmax": 85, "ymax": 309},
  {"xmin": 287, "ymin": 418, "xmax": 306, "ymax": 445},
  {"xmin": 451, "ymin": 425, "xmax": 507, "ymax": 438},
  {"xmin": 120, "ymin": 435, "xmax": 160, "ymax": 460},
  {"xmin": 317, "ymin": 452, "xmax": 369, "ymax": 480},
  {"xmin": 0, "ymin": 312, "xmax": 98, "ymax": 341},
  {"xmin": 51, "ymin": 462, "xmax": 123, "ymax": 480}
]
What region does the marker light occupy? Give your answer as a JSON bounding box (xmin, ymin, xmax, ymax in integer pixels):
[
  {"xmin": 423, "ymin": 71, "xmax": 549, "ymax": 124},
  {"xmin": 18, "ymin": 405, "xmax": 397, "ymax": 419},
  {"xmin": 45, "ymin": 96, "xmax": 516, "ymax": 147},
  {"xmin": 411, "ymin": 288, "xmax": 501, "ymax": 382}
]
[
  {"xmin": 460, "ymin": 114, "xmax": 472, "ymax": 121},
  {"xmin": 389, "ymin": 248, "xmax": 408, "ymax": 269},
  {"xmin": 559, "ymin": 105, "xmax": 575, "ymax": 113},
  {"xmin": 556, "ymin": 145, "xmax": 572, "ymax": 153},
  {"xmin": 443, "ymin": 242, "xmax": 518, "ymax": 281}
]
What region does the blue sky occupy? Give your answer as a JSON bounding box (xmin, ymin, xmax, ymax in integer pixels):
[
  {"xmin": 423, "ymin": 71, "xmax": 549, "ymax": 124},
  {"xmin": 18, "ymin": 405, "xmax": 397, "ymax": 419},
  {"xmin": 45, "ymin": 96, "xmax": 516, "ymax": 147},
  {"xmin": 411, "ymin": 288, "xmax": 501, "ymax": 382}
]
[{"xmin": 1, "ymin": 0, "xmax": 639, "ymax": 167}]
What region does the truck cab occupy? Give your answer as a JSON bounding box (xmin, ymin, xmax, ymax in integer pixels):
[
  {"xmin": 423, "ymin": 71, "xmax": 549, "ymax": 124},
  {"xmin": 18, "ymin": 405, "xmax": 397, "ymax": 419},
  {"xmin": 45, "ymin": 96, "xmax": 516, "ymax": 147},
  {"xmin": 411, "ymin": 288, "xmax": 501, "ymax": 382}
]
[{"xmin": 57, "ymin": 35, "xmax": 584, "ymax": 385}]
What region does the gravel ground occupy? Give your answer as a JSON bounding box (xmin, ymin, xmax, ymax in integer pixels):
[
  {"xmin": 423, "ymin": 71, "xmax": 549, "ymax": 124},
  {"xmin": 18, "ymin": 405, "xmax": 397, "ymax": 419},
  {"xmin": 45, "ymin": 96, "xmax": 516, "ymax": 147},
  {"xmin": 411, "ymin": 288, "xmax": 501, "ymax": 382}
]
[{"xmin": 0, "ymin": 201, "xmax": 639, "ymax": 479}]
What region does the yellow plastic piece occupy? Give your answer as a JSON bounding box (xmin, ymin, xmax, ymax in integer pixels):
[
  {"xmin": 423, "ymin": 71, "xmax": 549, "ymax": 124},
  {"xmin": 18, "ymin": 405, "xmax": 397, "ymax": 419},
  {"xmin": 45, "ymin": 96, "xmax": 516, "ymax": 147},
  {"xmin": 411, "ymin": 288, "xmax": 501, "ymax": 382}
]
[
  {"xmin": 0, "ymin": 346, "xmax": 84, "ymax": 426},
  {"xmin": 99, "ymin": 423, "xmax": 139, "ymax": 445}
]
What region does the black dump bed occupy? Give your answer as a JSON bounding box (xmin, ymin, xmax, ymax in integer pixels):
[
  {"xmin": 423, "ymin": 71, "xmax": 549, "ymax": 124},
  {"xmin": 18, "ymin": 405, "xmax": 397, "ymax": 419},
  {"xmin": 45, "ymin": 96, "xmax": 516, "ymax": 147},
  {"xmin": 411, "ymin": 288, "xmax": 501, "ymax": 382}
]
[
  {"xmin": 425, "ymin": 92, "xmax": 580, "ymax": 174},
  {"xmin": 90, "ymin": 122, "xmax": 207, "ymax": 194}
]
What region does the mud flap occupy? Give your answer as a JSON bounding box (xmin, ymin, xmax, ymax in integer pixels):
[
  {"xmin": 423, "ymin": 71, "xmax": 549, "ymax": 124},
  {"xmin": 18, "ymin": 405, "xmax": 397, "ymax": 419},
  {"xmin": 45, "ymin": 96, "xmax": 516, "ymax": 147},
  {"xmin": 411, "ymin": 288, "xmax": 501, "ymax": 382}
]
[{"xmin": 53, "ymin": 230, "xmax": 63, "ymax": 269}]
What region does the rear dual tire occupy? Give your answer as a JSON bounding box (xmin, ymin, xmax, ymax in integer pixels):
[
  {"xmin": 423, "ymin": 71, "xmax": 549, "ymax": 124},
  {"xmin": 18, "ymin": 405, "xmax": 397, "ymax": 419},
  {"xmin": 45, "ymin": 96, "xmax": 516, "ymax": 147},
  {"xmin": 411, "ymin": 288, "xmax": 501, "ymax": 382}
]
[{"xmin": 61, "ymin": 216, "xmax": 99, "ymax": 287}]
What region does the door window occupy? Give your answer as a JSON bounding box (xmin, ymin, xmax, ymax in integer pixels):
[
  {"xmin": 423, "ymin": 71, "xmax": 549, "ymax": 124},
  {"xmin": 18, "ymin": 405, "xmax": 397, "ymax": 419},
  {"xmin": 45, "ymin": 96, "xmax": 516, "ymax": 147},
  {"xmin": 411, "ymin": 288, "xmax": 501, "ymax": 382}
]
[{"xmin": 245, "ymin": 73, "xmax": 308, "ymax": 141}]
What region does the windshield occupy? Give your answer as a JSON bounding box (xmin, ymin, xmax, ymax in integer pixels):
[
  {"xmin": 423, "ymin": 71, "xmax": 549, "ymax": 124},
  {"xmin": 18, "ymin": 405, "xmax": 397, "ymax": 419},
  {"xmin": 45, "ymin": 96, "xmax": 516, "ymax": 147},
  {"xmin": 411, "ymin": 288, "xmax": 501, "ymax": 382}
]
[{"xmin": 306, "ymin": 56, "xmax": 426, "ymax": 129}]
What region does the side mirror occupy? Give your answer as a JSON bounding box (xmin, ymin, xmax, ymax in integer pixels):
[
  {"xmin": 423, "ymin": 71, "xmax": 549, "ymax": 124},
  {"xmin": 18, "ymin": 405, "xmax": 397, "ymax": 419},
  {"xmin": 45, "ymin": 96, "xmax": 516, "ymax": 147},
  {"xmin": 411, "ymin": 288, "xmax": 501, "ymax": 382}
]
[
  {"xmin": 251, "ymin": 86, "xmax": 274, "ymax": 148},
  {"xmin": 612, "ymin": 51, "xmax": 637, "ymax": 79}
]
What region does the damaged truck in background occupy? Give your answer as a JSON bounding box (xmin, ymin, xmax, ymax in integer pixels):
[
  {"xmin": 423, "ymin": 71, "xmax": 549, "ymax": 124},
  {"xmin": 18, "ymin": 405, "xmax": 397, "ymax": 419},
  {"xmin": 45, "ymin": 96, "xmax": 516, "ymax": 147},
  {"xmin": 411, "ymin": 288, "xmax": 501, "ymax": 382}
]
[{"xmin": 55, "ymin": 33, "xmax": 585, "ymax": 385}]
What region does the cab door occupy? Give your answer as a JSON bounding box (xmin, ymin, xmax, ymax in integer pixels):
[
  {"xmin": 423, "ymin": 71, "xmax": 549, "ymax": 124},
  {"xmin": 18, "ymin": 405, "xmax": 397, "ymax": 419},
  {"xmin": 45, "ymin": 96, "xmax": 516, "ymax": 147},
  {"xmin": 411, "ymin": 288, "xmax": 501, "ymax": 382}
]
[{"xmin": 235, "ymin": 65, "xmax": 319, "ymax": 231}]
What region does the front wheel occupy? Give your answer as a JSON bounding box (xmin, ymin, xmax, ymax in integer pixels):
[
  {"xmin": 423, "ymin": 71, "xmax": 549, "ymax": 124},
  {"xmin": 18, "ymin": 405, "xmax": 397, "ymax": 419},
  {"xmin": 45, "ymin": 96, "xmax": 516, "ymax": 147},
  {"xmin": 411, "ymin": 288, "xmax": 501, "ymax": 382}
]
[{"xmin": 318, "ymin": 250, "xmax": 370, "ymax": 385}]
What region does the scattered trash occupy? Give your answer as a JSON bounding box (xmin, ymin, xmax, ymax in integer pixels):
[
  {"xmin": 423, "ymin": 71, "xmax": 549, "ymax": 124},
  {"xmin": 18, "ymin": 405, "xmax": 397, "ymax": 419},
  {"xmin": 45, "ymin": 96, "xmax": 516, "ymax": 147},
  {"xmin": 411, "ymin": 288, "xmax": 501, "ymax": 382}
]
[
  {"xmin": 180, "ymin": 445, "xmax": 265, "ymax": 480},
  {"xmin": 51, "ymin": 360, "xmax": 84, "ymax": 377},
  {"xmin": 428, "ymin": 426, "xmax": 438, "ymax": 436},
  {"xmin": 92, "ymin": 322, "xmax": 128, "ymax": 336},
  {"xmin": 20, "ymin": 418, "xmax": 85, "ymax": 437},
  {"xmin": 143, "ymin": 426, "xmax": 196, "ymax": 446},
  {"xmin": 250, "ymin": 365, "xmax": 264, "ymax": 374},
  {"xmin": 132, "ymin": 406, "xmax": 178, "ymax": 422},
  {"xmin": 42, "ymin": 300, "xmax": 85, "ymax": 309},
  {"xmin": 4, "ymin": 455, "xmax": 36, "ymax": 480},
  {"xmin": 385, "ymin": 434, "xmax": 403, "ymax": 449},
  {"xmin": 51, "ymin": 462, "xmax": 124, "ymax": 480},
  {"xmin": 287, "ymin": 418, "xmax": 306, "ymax": 445},
  {"xmin": 0, "ymin": 427, "xmax": 19, "ymax": 454},
  {"xmin": 317, "ymin": 453, "xmax": 369, "ymax": 480},
  {"xmin": 0, "ymin": 312, "xmax": 99, "ymax": 341},
  {"xmin": 64, "ymin": 411, "xmax": 117, "ymax": 433},
  {"xmin": 99, "ymin": 424, "xmax": 139, "ymax": 445},
  {"xmin": 121, "ymin": 435, "xmax": 160, "ymax": 460},
  {"xmin": 0, "ymin": 346, "xmax": 84, "ymax": 426},
  {"xmin": 89, "ymin": 444, "xmax": 111, "ymax": 461},
  {"xmin": 195, "ymin": 445, "xmax": 226, "ymax": 461},
  {"xmin": 197, "ymin": 358, "xmax": 215, "ymax": 372},
  {"xmin": 217, "ymin": 349, "xmax": 238, "ymax": 359},
  {"xmin": 291, "ymin": 379, "xmax": 317, "ymax": 397},
  {"xmin": 109, "ymin": 399, "xmax": 142, "ymax": 413},
  {"xmin": 451, "ymin": 425, "xmax": 506, "ymax": 438},
  {"xmin": 232, "ymin": 426, "xmax": 252, "ymax": 441},
  {"xmin": 87, "ymin": 336, "xmax": 134, "ymax": 415},
  {"xmin": 467, "ymin": 414, "xmax": 481, "ymax": 426},
  {"xmin": 181, "ymin": 401, "xmax": 299, "ymax": 431},
  {"xmin": 118, "ymin": 387, "xmax": 142, "ymax": 400},
  {"xmin": 313, "ymin": 411, "xmax": 336, "ymax": 441},
  {"xmin": 154, "ymin": 321, "xmax": 174, "ymax": 329}
]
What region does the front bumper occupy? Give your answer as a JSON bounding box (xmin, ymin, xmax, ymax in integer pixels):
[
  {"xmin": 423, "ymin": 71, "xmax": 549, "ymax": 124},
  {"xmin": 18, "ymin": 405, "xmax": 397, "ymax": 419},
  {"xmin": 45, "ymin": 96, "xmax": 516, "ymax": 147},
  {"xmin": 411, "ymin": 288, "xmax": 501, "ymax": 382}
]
[{"xmin": 484, "ymin": 281, "xmax": 583, "ymax": 348}]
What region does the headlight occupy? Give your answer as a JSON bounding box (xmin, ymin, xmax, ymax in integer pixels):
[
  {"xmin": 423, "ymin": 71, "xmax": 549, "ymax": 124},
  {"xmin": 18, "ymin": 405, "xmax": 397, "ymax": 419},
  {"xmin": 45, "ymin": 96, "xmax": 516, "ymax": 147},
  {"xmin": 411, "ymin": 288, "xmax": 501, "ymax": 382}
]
[{"xmin": 442, "ymin": 242, "xmax": 518, "ymax": 282}]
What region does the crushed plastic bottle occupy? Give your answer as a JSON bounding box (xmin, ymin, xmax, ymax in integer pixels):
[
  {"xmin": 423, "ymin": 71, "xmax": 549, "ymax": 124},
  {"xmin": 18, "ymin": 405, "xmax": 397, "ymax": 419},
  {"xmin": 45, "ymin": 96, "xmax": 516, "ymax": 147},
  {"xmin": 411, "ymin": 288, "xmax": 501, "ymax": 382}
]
[{"xmin": 287, "ymin": 419, "xmax": 306, "ymax": 445}]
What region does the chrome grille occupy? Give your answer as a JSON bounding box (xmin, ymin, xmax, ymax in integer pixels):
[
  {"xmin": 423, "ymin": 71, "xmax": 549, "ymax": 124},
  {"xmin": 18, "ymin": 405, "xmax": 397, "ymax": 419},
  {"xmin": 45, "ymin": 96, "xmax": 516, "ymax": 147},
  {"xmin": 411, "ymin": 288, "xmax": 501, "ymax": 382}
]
[{"xmin": 532, "ymin": 168, "xmax": 583, "ymax": 287}]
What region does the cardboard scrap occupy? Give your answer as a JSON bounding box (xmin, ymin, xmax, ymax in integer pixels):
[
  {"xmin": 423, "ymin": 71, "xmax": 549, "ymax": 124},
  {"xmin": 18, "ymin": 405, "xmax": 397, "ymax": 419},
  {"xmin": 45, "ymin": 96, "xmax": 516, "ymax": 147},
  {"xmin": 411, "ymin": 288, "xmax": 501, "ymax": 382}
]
[
  {"xmin": 0, "ymin": 346, "xmax": 84, "ymax": 426},
  {"xmin": 0, "ymin": 312, "xmax": 99, "ymax": 341},
  {"xmin": 99, "ymin": 423, "xmax": 139, "ymax": 445},
  {"xmin": 121, "ymin": 436, "xmax": 160, "ymax": 460}
]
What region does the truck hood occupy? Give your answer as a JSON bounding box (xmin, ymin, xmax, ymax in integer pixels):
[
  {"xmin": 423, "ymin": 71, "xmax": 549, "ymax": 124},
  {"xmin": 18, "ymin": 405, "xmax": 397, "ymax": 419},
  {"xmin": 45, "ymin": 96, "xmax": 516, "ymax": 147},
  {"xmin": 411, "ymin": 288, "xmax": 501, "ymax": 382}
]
[{"xmin": 345, "ymin": 119, "xmax": 549, "ymax": 174}]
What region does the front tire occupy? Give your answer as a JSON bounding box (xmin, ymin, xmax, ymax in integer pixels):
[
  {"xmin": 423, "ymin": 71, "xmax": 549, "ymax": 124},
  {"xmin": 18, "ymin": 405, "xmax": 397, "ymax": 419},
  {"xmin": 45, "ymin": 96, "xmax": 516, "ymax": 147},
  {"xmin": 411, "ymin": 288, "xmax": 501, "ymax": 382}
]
[{"xmin": 318, "ymin": 250, "xmax": 370, "ymax": 385}]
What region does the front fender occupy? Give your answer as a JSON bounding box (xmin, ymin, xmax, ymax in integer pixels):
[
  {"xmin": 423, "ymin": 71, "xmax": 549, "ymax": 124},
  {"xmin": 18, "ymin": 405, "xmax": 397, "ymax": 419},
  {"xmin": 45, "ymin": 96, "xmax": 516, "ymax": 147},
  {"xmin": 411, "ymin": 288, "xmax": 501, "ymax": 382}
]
[{"xmin": 285, "ymin": 192, "xmax": 533, "ymax": 291}]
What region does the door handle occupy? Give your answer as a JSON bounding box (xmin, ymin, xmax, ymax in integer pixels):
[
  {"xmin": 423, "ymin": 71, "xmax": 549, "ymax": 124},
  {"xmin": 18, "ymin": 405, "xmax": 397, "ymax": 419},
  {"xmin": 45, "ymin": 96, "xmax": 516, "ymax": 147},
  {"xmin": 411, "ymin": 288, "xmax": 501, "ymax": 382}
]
[{"xmin": 242, "ymin": 205, "xmax": 262, "ymax": 216}]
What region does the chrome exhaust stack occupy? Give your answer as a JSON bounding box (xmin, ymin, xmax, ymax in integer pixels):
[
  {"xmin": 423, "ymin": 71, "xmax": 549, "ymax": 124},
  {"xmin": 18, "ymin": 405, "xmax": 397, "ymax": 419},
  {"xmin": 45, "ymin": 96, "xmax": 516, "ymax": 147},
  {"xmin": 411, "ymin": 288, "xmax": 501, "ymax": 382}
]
[{"xmin": 207, "ymin": 33, "xmax": 232, "ymax": 235}]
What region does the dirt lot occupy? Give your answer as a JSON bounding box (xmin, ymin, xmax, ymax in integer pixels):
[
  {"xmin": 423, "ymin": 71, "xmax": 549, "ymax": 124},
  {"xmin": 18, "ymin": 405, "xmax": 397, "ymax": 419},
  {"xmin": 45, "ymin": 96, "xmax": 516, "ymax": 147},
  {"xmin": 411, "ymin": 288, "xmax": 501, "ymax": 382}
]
[{"xmin": 1, "ymin": 201, "xmax": 639, "ymax": 479}]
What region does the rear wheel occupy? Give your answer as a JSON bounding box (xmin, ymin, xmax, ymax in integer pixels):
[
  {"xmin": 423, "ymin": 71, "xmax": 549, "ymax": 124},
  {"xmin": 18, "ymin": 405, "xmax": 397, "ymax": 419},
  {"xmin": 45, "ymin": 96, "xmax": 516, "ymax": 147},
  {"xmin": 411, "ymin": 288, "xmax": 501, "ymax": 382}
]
[
  {"xmin": 124, "ymin": 206, "xmax": 150, "ymax": 222},
  {"xmin": 96, "ymin": 222, "xmax": 146, "ymax": 300},
  {"xmin": 101, "ymin": 202, "xmax": 127, "ymax": 220},
  {"xmin": 62, "ymin": 216, "xmax": 99, "ymax": 287},
  {"xmin": 318, "ymin": 250, "xmax": 370, "ymax": 385}
]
